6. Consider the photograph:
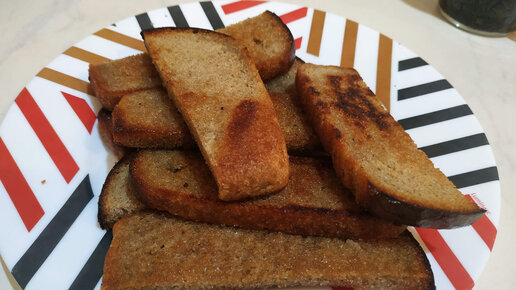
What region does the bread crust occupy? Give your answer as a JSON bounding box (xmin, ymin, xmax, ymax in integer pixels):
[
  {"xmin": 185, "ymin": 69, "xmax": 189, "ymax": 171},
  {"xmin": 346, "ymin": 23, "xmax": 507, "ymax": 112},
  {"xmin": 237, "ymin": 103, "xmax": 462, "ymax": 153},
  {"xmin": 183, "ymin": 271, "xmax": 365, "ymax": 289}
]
[
  {"xmin": 142, "ymin": 27, "xmax": 289, "ymax": 201},
  {"xmin": 96, "ymin": 109, "xmax": 131, "ymax": 159},
  {"xmin": 111, "ymin": 88, "xmax": 195, "ymax": 149},
  {"xmin": 90, "ymin": 11, "xmax": 295, "ymax": 110},
  {"xmin": 102, "ymin": 213, "xmax": 434, "ymax": 290},
  {"xmin": 88, "ymin": 54, "xmax": 162, "ymax": 110},
  {"xmin": 219, "ymin": 11, "xmax": 295, "ymax": 81},
  {"xmin": 129, "ymin": 150, "xmax": 405, "ymax": 239},
  {"xmin": 296, "ymin": 63, "xmax": 485, "ymax": 228},
  {"xmin": 97, "ymin": 153, "xmax": 143, "ymax": 229}
]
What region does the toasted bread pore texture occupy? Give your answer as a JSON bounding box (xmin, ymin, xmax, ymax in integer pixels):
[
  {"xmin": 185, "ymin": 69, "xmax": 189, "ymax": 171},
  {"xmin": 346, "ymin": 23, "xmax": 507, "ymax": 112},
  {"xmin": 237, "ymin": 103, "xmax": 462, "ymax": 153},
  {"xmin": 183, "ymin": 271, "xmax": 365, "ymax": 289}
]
[
  {"xmin": 112, "ymin": 88, "xmax": 194, "ymax": 149},
  {"xmin": 219, "ymin": 11, "xmax": 295, "ymax": 81},
  {"xmin": 102, "ymin": 213, "xmax": 434, "ymax": 290},
  {"xmin": 143, "ymin": 28, "xmax": 289, "ymax": 201},
  {"xmin": 296, "ymin": 63, "xmax": 484, "ymax": 228},
  {"xmin": 97, "ymin": 154, "xmax": 146, "ymax": 229},
  {"xmin": 88, "ymin": 54, "xmax": 162, "ymax": 110},
  {"xmin": 129, "ymin": 150, "xmax": 405, "ymax": 239}
]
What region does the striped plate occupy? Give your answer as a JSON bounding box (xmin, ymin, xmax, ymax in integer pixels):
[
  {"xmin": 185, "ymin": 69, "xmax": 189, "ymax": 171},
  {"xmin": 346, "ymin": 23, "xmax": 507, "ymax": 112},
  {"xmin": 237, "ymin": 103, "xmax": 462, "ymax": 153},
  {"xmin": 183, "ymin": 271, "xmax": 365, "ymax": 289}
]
[{"xmin": 0, "ymin": 1, "xmax": 500, "ymax": 289}]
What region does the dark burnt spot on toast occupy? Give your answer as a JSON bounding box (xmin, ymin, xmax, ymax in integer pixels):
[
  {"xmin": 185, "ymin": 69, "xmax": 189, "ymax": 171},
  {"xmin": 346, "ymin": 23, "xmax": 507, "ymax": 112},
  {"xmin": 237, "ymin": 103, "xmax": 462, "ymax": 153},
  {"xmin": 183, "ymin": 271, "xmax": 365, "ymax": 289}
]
[
  {"xmin": 309, "ymin": 86, "xmax": 320, "ymax": 96},
  {"xmin": 166, "ymin": 165, "xmax": 184, "ymax": 173},
  {"xmin": 253, "ymin": 37, "xmax": 263, "ymax": 45},
  {"xmin": 327, "ymin": 75, "xmax": 392, "ymax": 131},
  {"xmin": 333, "ymin": 127, "xmax": 342, "ymax": 139},
  {"xmin": 227, "ymin": 100, "xmax": 258, "ymax": 135}
]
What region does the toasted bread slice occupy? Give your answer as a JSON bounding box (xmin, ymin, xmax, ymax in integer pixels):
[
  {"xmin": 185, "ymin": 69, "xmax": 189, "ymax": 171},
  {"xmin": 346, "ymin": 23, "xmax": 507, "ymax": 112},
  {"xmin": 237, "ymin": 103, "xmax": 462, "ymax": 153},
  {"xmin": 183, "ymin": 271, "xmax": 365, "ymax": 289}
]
[
  {"xmin": 265, "ymin": 57, "xmax": 303, "ymax": 94},
  {"xmin": 296, "ymin": 63, "xmax": 485, "ymax": 228},
  {"xmin": 219, "ymin": 11, "xmax": 295, "ymax": 81},
  {"xmin": 97, "ymin": 109, "xmax": 131, "ymax": 159},
  {"xmin": 129, "ymin": 150, "xmax": 405, "ymax": 239},
  {"xmin": 111, "ymin": 88, "xmax": 195, "ymax": 149},
  {"xmin": 89, "ymin": 54, "xmax": 161, "ymax": 110},
  {"xmin": 89, "ymin": 11, "xmax": 295, "ymax": 110},
  {"xmin": 97, "ymin": 154, "xmax": 146, "ymax": 229},
  {"xmin": 142, "ymin": 28, "xmax": 289, "ymax": 201},
  {"xmin": 102, "ymin": 213, "xmax": 434, "ymax": 290},
  {"xmin": 267, "ymin": 58, "xmax": 321, "ymax": 152},
  {"xmin": 109, "ymin": 59, "xmax": 320, "ymax": 152}
]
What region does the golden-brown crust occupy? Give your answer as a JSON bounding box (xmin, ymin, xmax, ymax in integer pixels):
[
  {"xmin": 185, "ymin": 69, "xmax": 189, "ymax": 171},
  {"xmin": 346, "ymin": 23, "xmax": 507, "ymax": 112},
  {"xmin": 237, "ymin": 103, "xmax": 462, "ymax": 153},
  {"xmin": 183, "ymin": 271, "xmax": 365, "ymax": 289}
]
[
  {"xmin": 96, "ymin": 109, "xmax": 131, "ymax": 159},
  {"xmin": 97, "ymin": 153, "xmax": 134, "ymax": 229},
  {"xmin": 219, "ymin": 11, "xmax": 296, "ymax": 81},
  {"xmin": 111, "ymin": 89, "xmax": 195, "ymax": 149},
  {"xmin": 102, "ymin": 213, "xmax": 434, "ymax": 290},
  {"xmin": 296, "ymin": 63, "xmax": 484, "ymax": 228},
  {"xmin": 129, "ymin": 150, "xmax": 405, "ymax": 239},
  {"xmin": 88, "ymin": 54, "xmax": 162, "ymax": 110},
  {"xmin": 142, "ymin": 27, "xmax": 289, "ymax": 201}
]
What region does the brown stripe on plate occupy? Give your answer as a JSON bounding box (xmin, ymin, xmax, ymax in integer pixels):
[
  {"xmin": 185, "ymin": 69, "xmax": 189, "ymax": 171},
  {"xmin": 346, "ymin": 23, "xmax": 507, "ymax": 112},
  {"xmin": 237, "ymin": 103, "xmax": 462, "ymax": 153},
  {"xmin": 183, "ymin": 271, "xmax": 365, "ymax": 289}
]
[
  {"xmin": 93, "ymin": 28, "xmax": 146, "ymax": 52},
  {"xmin": 340, "ymin": 19, "xmax": 358, "ymax": 68},
  {"xmin": 37, "ymin": 68, "xmax": 90, "ymax": 94},
  {"xmin": 306, "ymin": 9, "xmax": 325, "ymax": 56},
  {"xmin": 63, "ymin": 47, "xmax": 111, "ymax": 64},
  {"xmin": 376, "ymin": 34, "xmax": 392, "ymax": 111}
]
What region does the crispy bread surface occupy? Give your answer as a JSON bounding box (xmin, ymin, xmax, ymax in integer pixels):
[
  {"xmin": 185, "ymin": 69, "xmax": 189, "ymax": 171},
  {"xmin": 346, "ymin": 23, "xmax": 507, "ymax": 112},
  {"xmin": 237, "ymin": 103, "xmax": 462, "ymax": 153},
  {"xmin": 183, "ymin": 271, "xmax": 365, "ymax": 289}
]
[
  {"xmin": 130, "ymin": 150, "xmax": 405, "ymax": 239},
  {"xmin": 219, "ymin": 11, "xmax": 295, "ymax": 81},
  {"xmin": 109, "ymin": 58, "xmax": 319, "ymax": 153},
  {"xmin": 96, "ymin": 109, "xmax": 131, "ymax": 159},
  {"xmin": 97, "ymin": 154, "xmax": 146, "ymax": 229},
  {"xmin": 112, "ymin": 88, "xmax": 195, "ymax": 149},
  {"xmin": 88, "ymin": 54, "xmax": 162, "ymax": 110},
  {"xmin": 296, "ymin": 63, "xmax": 485, "ymax": 228},
  {"xmin": 102, "ymin": 213, "xmax": 434, "ymax": 290},
  {"xmin": 142, "ymin": 28, "xmax": 289, "ymax": 201},
  {"xmin": 89, "ymin": 11, "xmax": 295, "ymax": 110}
]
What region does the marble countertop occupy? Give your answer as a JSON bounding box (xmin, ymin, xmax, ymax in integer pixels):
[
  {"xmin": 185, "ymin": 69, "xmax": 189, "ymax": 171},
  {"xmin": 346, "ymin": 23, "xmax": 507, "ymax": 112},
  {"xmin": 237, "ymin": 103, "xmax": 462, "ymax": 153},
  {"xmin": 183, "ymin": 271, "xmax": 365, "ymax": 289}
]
[{"xmin": 1, "ymin": 0, "xmax": 514, "ymax": 289}]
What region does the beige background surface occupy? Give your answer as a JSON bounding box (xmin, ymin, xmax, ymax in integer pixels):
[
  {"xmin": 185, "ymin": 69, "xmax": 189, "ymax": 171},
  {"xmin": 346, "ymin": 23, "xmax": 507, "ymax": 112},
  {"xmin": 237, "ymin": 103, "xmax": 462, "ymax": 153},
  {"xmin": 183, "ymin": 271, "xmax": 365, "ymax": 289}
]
[{"xmin": 0, "ymin": 0, "xmax": 515, "ymax": 289}]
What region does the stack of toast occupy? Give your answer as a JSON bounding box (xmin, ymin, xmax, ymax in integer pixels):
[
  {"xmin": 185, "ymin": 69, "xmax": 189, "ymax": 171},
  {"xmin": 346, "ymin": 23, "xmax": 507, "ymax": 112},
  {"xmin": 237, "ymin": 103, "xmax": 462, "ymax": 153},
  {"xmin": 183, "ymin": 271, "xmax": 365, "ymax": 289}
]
[{"xmin": 91, "ymin": 11, "xmax": 485, "ymax": 289}]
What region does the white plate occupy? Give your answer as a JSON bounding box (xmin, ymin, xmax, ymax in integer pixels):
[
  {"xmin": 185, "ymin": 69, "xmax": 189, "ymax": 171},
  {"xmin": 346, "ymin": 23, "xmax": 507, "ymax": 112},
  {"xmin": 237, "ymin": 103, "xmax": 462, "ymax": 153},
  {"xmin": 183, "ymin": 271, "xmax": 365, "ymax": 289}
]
[{"xmin": 0, "ymin": 1, "xmax": 500, "ymax": 289}]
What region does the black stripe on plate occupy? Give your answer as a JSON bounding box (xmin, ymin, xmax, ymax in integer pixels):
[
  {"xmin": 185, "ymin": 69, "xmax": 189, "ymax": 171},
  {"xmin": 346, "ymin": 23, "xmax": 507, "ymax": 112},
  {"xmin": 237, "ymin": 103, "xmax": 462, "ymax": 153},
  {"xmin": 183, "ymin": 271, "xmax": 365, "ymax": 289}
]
[
  {"xmin": 398, "ymin": 104, "xmax": 473, "ymax": 130},
  {"xmin": 168, "ymin": 5, "xmax": 189, "ymax": 28},
  {"xmin": 68, "ymin": 231, "xmax": 113, "ymax": 290},
  {"xmin": 135, "ymin": 12, "xmax": 153, "ymax": 31},
  {"xmin": 398, "ymin": 79, "xmax": 453, "ymax": 100},
  {"xmin": 448, "ymin": 166, "xmax": 499, "ymax": 189},
  {"xmin": 11, "ymin": 176, "xmax": 93, "ymax": 288},
  {"xmin": 419, "ymin": 133, "xmax": 489, "ymax": 158},
  {"xmin": 200, "ymin": 1, "xmax": 225, "ymax": 30},
  {"xmin": 398, "ymin": 57, "xmax": 428, "ymax": 71}
]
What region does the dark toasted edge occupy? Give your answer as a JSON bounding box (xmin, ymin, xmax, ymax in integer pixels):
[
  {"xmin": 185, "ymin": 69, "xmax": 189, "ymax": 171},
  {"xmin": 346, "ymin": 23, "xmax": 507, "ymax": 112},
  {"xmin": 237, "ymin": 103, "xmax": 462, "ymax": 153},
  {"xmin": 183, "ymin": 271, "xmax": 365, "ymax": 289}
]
[
  {"xmin": 296, "ymin": 64, "xmax": 485, "ymax": 229},
  {"xmin": 365, "ymin": 182, "xmax": 486, "ymax": 229},
  {"xmin": 257, "ymin": 11, "xmax": 296, "ymax": 81},
  {"xmin": 111, "ymin": 103, "xmax": 195, "ymax": 150},
  {"xmin": 97, "ymin": 109, "xmax": 132, "ymax": 159},
  {"xmin": 129, "ymin": 151, "xmax": 405, "ymax": 240},
  {"xmin": 98, "ymin": 153, "xmax": 137, "ymax": 229}
]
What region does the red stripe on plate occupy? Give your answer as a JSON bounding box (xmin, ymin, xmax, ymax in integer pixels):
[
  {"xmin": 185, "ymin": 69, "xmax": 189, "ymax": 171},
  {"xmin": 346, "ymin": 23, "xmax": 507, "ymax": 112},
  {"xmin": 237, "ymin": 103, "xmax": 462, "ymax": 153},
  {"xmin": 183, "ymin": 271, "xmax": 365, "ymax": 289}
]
[
  {"xmin": 416, "ymin": 227, "xmax": 474, "ymax": 289},
  {"xmin": 280, "ymin": 7, "xmax": 307, "ymax": 24},
  {"xmin": 15, "ymin": 88, "xmax": 79, "ymax": 183},
  {"xmin": 471, "ymin": 214, "xmax": 497, "ymax": 251},
  {"xmin": 0, "ymin": 138, "xmax": 44, "ymax": 231},
  {"xmin": 466, "ymin": 194, "xmax": 497, "ymax": 251},
  {"xmin": 61, "ymin": 91, "xmax": 97, "ymax": 134},
  {"xmin": 221, "ymin": 1, "xmax": 266, "ymax": 14},
  {"xmin": 295, "ymin": 37, "xmax": 302, "ymax": 50}
]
